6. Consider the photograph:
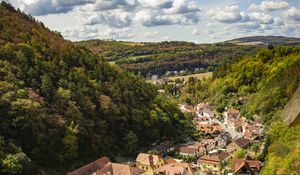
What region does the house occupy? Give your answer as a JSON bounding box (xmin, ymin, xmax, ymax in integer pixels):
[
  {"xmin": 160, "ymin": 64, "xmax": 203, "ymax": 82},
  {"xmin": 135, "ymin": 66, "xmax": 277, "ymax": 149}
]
[
  {"xmin": 227, "ymin": 138, "xmax": 250, "ymax": 154},
  {"xmin": 227, "ymin": 109, "xmax": 240, "ymax": 118},
  {"xmin": 197, "ymin": 155, "xmax": 222, "ymax": 175},
  {"xmin": 179, "ymin": 145, "xmax": 199, "ymax": 158},
  {"xmin": 233, "ymin": 118, "xmax": 244, "ymax": 133},
  {"xmin": 196, "ymin": 103, "xmax": 214, "ymax": 118},
  {"xmin": 216, "ymin": 151, "xmax": 230, "ymax": 164},
  {"xmin": 154, "ymin": 162, "xmax": 193, "ymax": 175},
  {"xmin": 152, "ymin": 140, "xmax": 175, "ymax": 156},
  {"xmin": 232, "ymin": 156, "xmax": 262, "ymax": 175},
  {"xmin": 198, "ymin": 146, "xmax": 207, "ymax": 156},
  {"xmin": 179, "ymin": 104, "xmax": 194, "ymax": 113},
  {"xmin": 165, "ymin": 157, "xmax": 177, "ymax": 164},
  {"xmin": 242, "ymin": 123, "xmax": 264, "ymax": 141},
  {"xmin": 67, "ymin": 157, "xmax": 111, "ymax": 175},
  {"xmin": 193, "ymin": 116, "xmax": 211, "ymax": 124},
  {"xmin": 203, "ymin": 108, "xmax": 215, "ymax": 118},
  {"xmin": 196, "ymin": 123, "xmax": 223, "ymax": 135},
  {"xmin": 135, "ymin": 153, "xmax": 165, "ymax": 175},
  {"xmin": 97, "ymin": 163, "xmax": 145, "ymax": 175},
  {"xmin": 201, "ymin": 139, "xmax": 217, "ymax": 152},
  {"xmin": 215, "ymin": 132, "xmax": 231, "ymax": 149}
]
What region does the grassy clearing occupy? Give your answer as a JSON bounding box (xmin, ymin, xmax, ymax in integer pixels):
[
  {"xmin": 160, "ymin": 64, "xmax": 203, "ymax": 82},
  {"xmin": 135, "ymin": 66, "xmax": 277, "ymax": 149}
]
[{"xmin": 167, "ymin": 72, "xmax": 213, "ymax": 81}]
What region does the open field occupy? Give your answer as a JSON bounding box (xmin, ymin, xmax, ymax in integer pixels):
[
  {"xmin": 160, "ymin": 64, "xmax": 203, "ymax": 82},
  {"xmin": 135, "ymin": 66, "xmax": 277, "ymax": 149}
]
[{"xmin": 167, "ymin": 72, "xmax": 213, "ymax": 81}]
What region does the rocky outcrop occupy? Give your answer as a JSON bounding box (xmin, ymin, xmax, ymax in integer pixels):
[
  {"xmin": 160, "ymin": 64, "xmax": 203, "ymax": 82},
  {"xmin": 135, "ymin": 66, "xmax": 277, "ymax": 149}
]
[{"xmin": 281, "ymin": 84, "xmax": 300, "ymax": 126}]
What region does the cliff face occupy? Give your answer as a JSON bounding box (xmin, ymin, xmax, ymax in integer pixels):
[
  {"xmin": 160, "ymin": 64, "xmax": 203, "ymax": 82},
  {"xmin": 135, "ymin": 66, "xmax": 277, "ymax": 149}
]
[{"xmin": 281, "ymin": 84, "xmax": 300, "ymax": 126}]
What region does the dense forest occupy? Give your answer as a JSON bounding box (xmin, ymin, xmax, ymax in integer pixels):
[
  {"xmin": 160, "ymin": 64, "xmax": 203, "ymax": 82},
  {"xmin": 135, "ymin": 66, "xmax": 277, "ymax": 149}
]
[
  {"xmin": 176, "ymin": 46, "xmax": 300, "ymax": 174},
  {"xmin": 0, "ymin": 2, "xmax": 194, "ymax": 174},
  {"xmin": 77, "ymin": 40, "xmax": 262, "ymax": 77}
]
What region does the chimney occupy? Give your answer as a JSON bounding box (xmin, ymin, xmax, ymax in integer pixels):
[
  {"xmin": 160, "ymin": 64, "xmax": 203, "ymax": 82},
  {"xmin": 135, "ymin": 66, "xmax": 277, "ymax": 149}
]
[{"xmin": 149, "ymin": 154, "xmax": 154, "ymax": 168}]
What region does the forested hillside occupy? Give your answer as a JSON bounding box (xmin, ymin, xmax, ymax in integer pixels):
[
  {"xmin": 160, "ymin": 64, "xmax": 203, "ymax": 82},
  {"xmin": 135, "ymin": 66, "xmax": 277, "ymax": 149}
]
[
  {"xmin": 179, "ymin": 46, "xmax": 300, "ymax": 174},
  {"xmin": 77, "ymin": 40, "xmax": 261, "ymax": 77},
  {"xmin": 225, "ymin": 36, "xmax": 300, "ymax": 46},
  {"xmin": 0, "ymin": 2, "xmax": 193, "ymax": 174}
]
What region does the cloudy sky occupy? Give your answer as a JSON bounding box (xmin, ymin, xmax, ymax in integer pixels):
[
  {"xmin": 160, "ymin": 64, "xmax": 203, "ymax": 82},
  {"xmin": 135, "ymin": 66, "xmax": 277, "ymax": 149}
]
[{"xmin": 4, "ymin": 0, "xmax": 300, "ymax": 43}]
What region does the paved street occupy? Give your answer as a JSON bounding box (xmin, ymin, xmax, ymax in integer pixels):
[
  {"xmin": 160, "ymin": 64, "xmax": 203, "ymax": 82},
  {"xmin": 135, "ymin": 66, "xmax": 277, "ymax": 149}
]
[{"xmin": 212, "ymin": 118, "xmax": 242, "ymax": 139}]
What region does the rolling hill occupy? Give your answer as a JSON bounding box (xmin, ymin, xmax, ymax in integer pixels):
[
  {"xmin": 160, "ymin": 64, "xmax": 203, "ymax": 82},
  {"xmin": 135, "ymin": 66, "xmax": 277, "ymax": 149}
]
[
  {"xmin": 76, "ymin": 40, "xmax": 262, "ymax": 77},
  {"xmin": 0, "ymin": 2, "xmax": 193, "ymax": 174},
  {"xmin": 224, "ymin": 36, "xmax": 300, "ymax": 46}
]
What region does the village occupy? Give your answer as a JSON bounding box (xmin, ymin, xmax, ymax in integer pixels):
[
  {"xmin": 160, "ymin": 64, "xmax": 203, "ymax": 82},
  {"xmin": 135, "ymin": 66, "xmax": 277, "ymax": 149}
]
[{"xmin": 67, "ymin": 102, "xmax": 265, "ymax": 175}]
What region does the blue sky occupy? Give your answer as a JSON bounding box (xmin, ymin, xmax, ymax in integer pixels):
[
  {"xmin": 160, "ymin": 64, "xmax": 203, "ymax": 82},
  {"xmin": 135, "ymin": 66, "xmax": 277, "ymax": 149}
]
[{"xmin": 5, "ymin": 0, "xmax": 300, "ymax": 43}]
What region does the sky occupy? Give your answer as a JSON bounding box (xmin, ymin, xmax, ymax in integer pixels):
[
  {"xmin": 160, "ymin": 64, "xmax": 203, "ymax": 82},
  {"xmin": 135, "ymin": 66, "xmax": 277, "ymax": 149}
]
[{"xmin": 4, "ymin": 0, "xmax": 300, "ymax": 43}]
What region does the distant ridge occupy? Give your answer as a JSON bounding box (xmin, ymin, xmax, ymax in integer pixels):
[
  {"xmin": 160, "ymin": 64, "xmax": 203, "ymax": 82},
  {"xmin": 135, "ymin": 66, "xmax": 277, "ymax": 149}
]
[{"xmin": 224, "ymin": 36, "xmax": 300, "ymax": 46}]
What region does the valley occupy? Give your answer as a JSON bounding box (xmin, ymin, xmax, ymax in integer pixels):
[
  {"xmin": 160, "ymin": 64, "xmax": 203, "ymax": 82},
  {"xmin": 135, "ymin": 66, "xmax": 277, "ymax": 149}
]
[{"xmin": 0, "ymin": 1, "xmax": 300, "ymax": 175}]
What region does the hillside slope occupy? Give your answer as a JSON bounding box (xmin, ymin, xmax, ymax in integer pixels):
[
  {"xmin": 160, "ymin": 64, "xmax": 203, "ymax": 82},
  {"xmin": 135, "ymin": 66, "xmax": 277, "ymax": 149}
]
[
  {"xmin": 0, "ymin": 2, "xmax": 193, "ymax": 174},
  {"xmin": 76, "ymin": 40, "xmax": 261, "ymax": 77},
  {"xmin": 180, "ymin": 45, "xmax": 300, "ymax": 174},
  {"xmin": 225, "ymin": 36, "xmax": 300, "ymax": 46}
]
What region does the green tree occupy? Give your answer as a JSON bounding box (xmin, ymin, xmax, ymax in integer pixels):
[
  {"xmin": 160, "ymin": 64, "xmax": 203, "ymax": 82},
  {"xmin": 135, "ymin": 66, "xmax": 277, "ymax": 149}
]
[
  {"xmin": 1, "ymin": 153, "xmax": 31, "ymax": 175},
  {"xmin": 124, "ymin": 131, "xmax": 138, "ymax": 153},
  {"xmin": 235, "ymin": 149, "xmax": 247, "ymax": 159}
]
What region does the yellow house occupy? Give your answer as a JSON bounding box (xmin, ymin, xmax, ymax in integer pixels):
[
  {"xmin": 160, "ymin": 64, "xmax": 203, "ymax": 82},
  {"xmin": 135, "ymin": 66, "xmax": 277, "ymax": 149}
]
[
  {"xmin": 135, "ymin": 153, "xmax": 165, "ymax": 175},
  {"xmin": 198, "ymin": 155, "xmax": 222, "ymax": 175}
]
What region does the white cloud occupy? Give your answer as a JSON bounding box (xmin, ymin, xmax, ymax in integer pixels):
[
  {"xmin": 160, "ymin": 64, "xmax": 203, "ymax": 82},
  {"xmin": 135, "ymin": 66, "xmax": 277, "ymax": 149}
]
[
  {"xmin": 62, "ymin": 25, "xmax": 98, "ymax": 40},
  {"xmin": 163, "ymin": 0, "xmax": 200, "ymax": 14},
  {"xmin": 249, "ymin": 12, "xmax": 274, "ymax": 24},
  {"xmin": 249, "ymin": 0, "xmax": 289, "ymax": 11},
  {"xmin": 92, "ymin": 0, "xmax": 137, "ymax": 11},
  {"xmin": 83, "ymin": 10, "xmax": 132, "ymax": 28},
  {"xmin": 209, "ymin": 5, "xmax": 249, "ymax": 23},
  {"xmin": 135, "ymin": 9, "xmax": 199, "ymax": 27},
  {"xmin": 101, "ymin": 28, "xmax": 135, "ymax": 40},
  {"xmin": 138, "ymin": 0, "xmax": 172, "ymax": 9},
  {"xmin": 285, "ymin": 7, "xmax": 300, "ymax": 22},
  {"xmin": 192, "ymin": 29, "xmax": 200, "ymax": 36},
  {"xmin": 18, "ymin": 0, "xmax": 94, "ymax": 16}
]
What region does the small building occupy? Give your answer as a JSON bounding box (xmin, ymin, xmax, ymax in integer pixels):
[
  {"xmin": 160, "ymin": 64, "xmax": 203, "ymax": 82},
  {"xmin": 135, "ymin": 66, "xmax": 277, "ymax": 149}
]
[
  {"xmin": 227, "ymin": 138, "xmax": 250, "ymax": 154},
  {"xmin": 97, "ymin": 163, "xmax": 145, "ymax": 175},
  {"xmin": 135, "ymin": 153, "xmax": 165, "ymax": 175},
  {"xmin": 201, "ymin": 139, "xmax": 217, "ymax": 152},
  {"xmin": 197, "ymin": 155, "xmax": 222, "ymax": 175},
  {"xmin": 67, "ymin": 157, "xmax": 111, "ymax": 175},
  {"xmin": 227, "ymin": 109, "xmax": 240, "ymax": 118},
  {"xmin": 152, "ymin": 140, "xmax": 175, "ymax": 156},
  {"xmin": 215, "ymin": 132, "xmax": 231, "ymax": 149},
  {"xmin": 232, "ymin": 156, "xmax": 262, "ymax": 175},
  {"xmin": 179, "ymin": 104, "xmax": 194, "ymax": 113},
  {"xmin": 154, "ymin": 162, "xmax": 193, "ymax": 175},
  {"xmin": 179, "ymin": 145, "xmax": 199, "ymax": 158},
  {"xmin": 196, "ymin": 123, "xmax": 223, "ymax": 135},
  {"xmin": 67, "ymin": 157, "xmax": 145, "ymax": 175}
]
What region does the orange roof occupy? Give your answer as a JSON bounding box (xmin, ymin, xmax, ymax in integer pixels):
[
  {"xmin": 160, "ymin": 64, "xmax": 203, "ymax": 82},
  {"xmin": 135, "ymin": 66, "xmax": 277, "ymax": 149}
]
[
  {"xmin": 136, "ymin": 153, "xmax": 162, "ymax": 167},
  {"xmin": 165, "ymin": 157, "xmax": 177, "ymax": 164},
  {"xmin": 198, "ymin": 155, "xmax": 220, "ymax": 165},
  {"xmin": 232, "ymin": 158, "xmax": 262, "ymax": 173},
  {"xmin": 67, "ymin": 157, "xmax": 111, "ymax": 175},
  {"xmin": 155, "ymin": 162, "xmax": 193, "ymax": 175},
  {"xmin": 179, "ymin": 146, "xmax": 198, "ymax": 154},
  {"xmin": 97, "ymin": 163, "xmax": 144, "ymax": 175},
  {"xmin": 228, "ymin": 109, "xmax": 240, "ymax": 114}
]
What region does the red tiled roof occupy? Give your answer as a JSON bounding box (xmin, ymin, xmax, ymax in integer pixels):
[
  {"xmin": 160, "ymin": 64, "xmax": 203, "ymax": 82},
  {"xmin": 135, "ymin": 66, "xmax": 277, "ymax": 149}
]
[
  {"xmin": 96, "ymin": 163, "xmax": 144, "ymax": 175},
  {"xmin": 67, "ymin": 157, "xmax": 111, "ymax": 175},
  {"xmin": 198, "ymin": 155, "xmax": 220, "ymax": 165},
  {"xmin": 232, "ymin": 158, "xmax": 262, "ymax": 174},
  {"xmin": 179, "ymin": 147, "xmax": 198, "ymax": 154},
  {"xmin": 234, "ymin": 138, "xmax": 250, "ymax": 148}
]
